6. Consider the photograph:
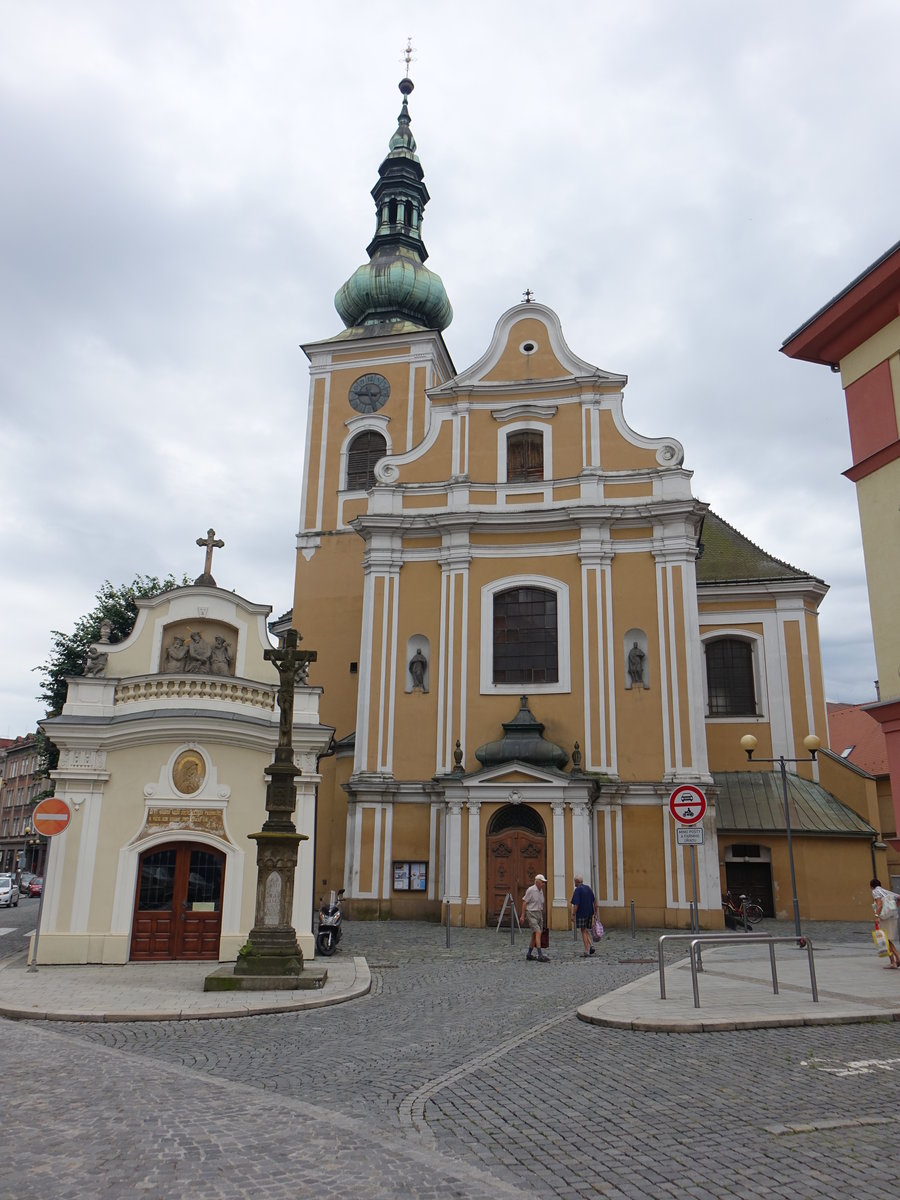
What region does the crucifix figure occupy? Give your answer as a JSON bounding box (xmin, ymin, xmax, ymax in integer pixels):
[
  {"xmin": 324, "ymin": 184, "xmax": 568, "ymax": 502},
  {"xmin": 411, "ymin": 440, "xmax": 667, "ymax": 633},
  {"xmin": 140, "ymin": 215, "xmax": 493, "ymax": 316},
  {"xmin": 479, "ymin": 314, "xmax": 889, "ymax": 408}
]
[
  {"xmin": 522, "ymin": 288, "xmax": 535, "ymax": 303},
  {"xmin": 195, "ymin": 528, "xmax": 224, "ymax": 586},
  {"xmin": 264, "ymin": 629, "xmax": 318, "ymax": 750}
]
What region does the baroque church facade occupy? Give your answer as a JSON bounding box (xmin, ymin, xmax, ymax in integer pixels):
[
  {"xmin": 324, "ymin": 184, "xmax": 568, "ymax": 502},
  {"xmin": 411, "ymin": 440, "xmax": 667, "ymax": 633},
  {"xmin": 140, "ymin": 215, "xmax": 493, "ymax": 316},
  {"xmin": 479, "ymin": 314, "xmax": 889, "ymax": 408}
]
[{"xmin": 292, "ymin": 74, "xmax": 879, "ymax": 931}]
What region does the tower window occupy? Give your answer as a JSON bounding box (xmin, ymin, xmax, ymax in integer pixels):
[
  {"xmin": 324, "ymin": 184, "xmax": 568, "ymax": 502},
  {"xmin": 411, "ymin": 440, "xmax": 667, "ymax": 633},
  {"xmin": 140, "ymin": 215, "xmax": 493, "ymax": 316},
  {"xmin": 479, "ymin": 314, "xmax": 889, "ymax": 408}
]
[
  {"xmin": 705, "ymin": 638, "xmax": 756, "ymax": 716},
  {"xmin": 493, "ymin": 586, "xmax": 558, "ymax": 684},
  {"xmin": 388, "ymin": 198, "xmax": 399, "ymax": 225},
  {"xmin": 346, "ymin": 431, "xmax": 387, "ymax": 491},
  {"xmin": 507, "ymin": 430, "xmax": 544, "ymax": 483}
]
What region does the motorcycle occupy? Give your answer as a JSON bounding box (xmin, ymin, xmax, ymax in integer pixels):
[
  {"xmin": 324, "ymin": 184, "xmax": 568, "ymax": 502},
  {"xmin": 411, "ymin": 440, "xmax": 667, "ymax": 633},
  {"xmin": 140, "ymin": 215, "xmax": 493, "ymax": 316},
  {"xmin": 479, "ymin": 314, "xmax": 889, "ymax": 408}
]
[{"xmin": 316, "ymin": 888, "xmax": 345, "ymax": 956}]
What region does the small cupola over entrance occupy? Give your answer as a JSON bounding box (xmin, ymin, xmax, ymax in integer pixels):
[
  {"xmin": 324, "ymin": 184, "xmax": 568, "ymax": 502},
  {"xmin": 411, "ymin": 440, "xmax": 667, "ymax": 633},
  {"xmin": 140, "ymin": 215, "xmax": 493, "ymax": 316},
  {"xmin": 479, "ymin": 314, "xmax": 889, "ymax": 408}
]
[{"xmin": 474, "ymin": 695, "xmax": 569, "ymax": 771}]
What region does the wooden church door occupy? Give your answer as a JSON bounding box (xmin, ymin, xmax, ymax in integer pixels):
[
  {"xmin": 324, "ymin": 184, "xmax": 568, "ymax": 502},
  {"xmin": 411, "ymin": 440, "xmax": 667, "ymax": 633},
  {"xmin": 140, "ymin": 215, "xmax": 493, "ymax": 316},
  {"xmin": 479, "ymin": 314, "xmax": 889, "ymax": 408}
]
[
  {"xmin": 130, "ymin": 842, "xmax": 225, "ymax": 961},
  {"xmin": 486, "ymin": 828, "xmax": 546, "ymax": 924}
]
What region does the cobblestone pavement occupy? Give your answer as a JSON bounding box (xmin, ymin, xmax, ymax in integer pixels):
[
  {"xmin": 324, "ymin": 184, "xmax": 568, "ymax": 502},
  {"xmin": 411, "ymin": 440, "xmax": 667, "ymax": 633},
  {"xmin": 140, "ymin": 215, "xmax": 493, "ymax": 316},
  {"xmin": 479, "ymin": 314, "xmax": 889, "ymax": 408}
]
[{"xmin": 4, "ymin": 919, "xmax": 900, "ymax": 1199}]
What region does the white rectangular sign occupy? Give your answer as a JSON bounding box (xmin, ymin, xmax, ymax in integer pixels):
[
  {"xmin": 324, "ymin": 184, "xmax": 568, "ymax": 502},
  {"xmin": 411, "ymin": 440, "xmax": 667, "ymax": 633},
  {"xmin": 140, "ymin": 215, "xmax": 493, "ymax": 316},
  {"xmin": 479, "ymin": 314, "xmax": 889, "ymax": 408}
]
[{"xmin": 676, "ymin": 825, "xmax": 704, "ymax": 845}]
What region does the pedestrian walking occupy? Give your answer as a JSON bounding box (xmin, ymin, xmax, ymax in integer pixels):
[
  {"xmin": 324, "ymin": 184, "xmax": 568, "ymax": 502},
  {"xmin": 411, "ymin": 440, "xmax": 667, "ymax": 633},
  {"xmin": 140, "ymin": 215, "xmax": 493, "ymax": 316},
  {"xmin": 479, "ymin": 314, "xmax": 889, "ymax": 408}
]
[
  {"xmin": 520, "ymin": 873, "xmax": 549, "ymax": 962},
  {"xmin": 571, "ymin": 874, "xmax": 598, "ymax": 957},
  {"xmin": 871, "ymin": 877, "xmax": 900, "ymax": 968}
]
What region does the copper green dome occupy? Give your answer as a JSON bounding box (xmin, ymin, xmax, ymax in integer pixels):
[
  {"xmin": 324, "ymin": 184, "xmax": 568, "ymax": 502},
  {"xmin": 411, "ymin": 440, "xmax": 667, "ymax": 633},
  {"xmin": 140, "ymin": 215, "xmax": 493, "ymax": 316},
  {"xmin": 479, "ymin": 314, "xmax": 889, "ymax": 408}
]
[{"xmin": 334, "ymin": 77, "xmax": 452, "ymax": 334}]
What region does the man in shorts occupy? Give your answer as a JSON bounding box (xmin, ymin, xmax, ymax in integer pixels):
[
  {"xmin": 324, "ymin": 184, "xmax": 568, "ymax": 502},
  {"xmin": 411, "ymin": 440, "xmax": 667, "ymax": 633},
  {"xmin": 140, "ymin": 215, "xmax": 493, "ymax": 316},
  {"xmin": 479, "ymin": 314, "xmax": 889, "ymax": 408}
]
[
  {"xmin": 520, "ymin": 873, "xmax": 549, "ymax": 962},
  {"xmin": 571, "ymin": 874, "xmax": 598, "ymax": 957}
]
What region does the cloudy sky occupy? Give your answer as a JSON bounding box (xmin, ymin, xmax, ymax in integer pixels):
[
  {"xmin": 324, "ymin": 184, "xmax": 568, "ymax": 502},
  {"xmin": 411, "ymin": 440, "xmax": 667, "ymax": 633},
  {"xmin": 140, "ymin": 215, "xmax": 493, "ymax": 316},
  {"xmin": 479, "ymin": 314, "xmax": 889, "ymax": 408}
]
[{"xmin": 1, "ymin": 1, "xmax": 897, "ymax": 737}]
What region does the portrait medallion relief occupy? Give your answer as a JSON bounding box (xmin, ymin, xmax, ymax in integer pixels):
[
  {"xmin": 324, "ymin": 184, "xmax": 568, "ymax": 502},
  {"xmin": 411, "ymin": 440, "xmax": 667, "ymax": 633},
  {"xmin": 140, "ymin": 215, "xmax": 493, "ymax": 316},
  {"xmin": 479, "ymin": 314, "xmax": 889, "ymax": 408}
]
[{"xmin": 172, "ymin": 749, "xmax": 206, "ymax": 795}]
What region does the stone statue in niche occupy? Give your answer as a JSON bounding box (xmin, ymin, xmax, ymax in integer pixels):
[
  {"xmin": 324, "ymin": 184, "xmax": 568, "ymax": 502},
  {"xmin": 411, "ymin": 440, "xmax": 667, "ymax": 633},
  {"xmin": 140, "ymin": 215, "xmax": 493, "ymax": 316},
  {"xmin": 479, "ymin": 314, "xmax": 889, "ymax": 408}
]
[
  {"xmin": 160, "ymin": 623, "xmax": 238, "ymax": 677},
  {"xmin": 627, "ymin": 641, "xmax": 646, "ymax": 689},
  {"xmin": 164, "ymin": 636, "xmax": 189, "ymax": 673},
  {"xmin": 185, "ymin": 631, "xmax": 213, "ymax": 673},
  {"xmin": 409, "ymin": 648, "xmax": 428, "ymax": 691},
  {"xmin": 83, "ymin": 645, "xmax": 108, "ymax": 677},
  {"xmin": 210, "ymin": 635, "xmax": 233, "ymax": 675}
]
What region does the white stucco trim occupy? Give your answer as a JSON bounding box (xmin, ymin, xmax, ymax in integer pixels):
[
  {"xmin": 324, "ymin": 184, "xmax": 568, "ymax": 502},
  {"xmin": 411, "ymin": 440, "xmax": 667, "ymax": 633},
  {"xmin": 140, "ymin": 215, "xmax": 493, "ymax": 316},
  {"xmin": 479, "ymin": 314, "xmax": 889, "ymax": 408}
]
[{"xmin": 479, "ymin": 574, "xmax": 571, "ymax": 695}]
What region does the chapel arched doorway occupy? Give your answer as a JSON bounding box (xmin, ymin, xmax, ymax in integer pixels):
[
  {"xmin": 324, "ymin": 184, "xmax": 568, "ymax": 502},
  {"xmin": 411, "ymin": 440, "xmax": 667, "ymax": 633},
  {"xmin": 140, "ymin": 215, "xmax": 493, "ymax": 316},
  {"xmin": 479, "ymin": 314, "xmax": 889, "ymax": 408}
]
[
  {"xmin": 486, "ymin": 804, "xmax": 546, "ymax": 924},
  {"xmin": 130, "ymin": 841, "xmax": 225, "ymax": 961}
]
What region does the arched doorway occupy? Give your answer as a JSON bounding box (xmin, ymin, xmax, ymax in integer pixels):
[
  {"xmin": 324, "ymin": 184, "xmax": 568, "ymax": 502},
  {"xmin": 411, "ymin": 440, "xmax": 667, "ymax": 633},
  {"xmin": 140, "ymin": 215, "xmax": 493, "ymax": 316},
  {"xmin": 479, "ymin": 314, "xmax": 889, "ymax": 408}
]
[
  {"xmin": 486, "ymin": 804, "xmax": 546, "ymax": 924},
  {"xmin": 130, "ymin": 841, "xmax": 225, "ymax": 961}
]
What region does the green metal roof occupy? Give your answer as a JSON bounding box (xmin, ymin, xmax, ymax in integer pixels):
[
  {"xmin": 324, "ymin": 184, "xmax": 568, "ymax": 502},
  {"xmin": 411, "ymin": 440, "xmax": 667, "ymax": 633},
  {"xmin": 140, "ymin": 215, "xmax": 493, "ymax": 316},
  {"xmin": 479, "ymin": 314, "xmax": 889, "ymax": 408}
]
[
  {"xmin": 714, "ymin": 771, "xmax": 874, "ymax": 837},
  {"xmin": 697, "ymin": 512, "xmax": 820, "ymax": 585}
]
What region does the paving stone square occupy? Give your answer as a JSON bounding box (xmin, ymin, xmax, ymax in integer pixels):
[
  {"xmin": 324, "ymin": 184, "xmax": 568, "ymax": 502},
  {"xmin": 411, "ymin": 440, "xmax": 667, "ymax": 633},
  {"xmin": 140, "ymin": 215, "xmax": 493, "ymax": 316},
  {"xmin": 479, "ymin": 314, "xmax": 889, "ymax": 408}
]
[{"xmin": 2, "ymin": 919, "xmax": 900, "ymax": 1198}]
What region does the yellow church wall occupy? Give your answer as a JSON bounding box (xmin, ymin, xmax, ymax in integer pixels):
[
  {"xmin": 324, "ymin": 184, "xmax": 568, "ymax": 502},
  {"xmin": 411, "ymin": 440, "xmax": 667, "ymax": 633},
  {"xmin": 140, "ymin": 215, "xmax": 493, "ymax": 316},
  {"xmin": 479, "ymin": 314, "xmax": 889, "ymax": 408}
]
[
  {"xmin": 389, "ymin": 803, "xmax": 439, "ymax": 919},
  {"xmin": 412, "ymin": 366, "xmax": 428, "ymax": 447},
  {"xmin": 596, "ymin": 410, "xmax": 660, "ymax": 471},
  {"xmin": 783, "ymin": 620, "xmax": 815, "ymax": 774},
  {"xmin": 357, "ymin": 806, "xmax": 376, "ymax": 894},
  {"xmin": 705, "ymin": 720, "xmax": 773, "ymax": 770},
  {"xmin": 390, "ymin": 563, "xmax": 440, "ymax": 778},
  {"xmin": 620, "ymin": 805, "xmax": 670, "ymax": 925},
  {"xmin": 611, "ymin": 552, "xmax": 665, "ymax": 780},
  {"xmin": 398, "ymin": 420, "xmax": 454, "ymax": 484},
  {"xmin": 553, "ymin": 484, "xmax": 580, "ymax": 501},
  {"xmin": 402, "ymin": 492, "xmax": 448, "ymax": 509},
  {"xmin": 301, "ymin": 377, "xmax": 326, "ymax": 523},
  {"xmin": 315, "ymin": 754, "xmax": 352, "ymax": 899},
  {"xmin": 610, "ymin": 526, "xmax": 651, "ymax": 540},
  {"xmin": 698, "ymin": 600, "xmax": 776, "ymax": 614},
  {"xmin": 818, "ymin": 751, "xmax": 880, "ymax": 831},
  {"xmin": 482, "ymin": 317, "xmax": 569, "ymax": 382},
  {"xmin": 293, "ymin": 539, "xmax": 364, "ymax": 738},
  {"xmin": 804, "ymin": 608, "xmax": 828, "ymax": 743},
  {"xmin": 470, "ymin": 491, "xmax": 496, "ymax": 504}
]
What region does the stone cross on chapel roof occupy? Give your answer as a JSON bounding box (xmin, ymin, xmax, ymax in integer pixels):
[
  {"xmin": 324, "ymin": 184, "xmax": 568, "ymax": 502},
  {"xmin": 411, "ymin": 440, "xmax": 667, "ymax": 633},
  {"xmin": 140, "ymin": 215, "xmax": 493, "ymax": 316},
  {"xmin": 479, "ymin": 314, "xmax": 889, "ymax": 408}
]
[{"xmin": 194, "ymin": 528, "xmax": 224, "ymax": 587}]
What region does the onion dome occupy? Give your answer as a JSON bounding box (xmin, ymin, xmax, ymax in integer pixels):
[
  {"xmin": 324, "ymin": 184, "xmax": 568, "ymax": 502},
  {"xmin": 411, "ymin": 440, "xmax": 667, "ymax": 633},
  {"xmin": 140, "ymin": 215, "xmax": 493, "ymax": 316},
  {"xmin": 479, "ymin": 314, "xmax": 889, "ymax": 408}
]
[
  {"xmin": 334, "ymin": 77, "xmax": 452, "ymax": 334},
  {"xmin": 474, "ymin": 696, "xmax": 569, "ymax": 771}
]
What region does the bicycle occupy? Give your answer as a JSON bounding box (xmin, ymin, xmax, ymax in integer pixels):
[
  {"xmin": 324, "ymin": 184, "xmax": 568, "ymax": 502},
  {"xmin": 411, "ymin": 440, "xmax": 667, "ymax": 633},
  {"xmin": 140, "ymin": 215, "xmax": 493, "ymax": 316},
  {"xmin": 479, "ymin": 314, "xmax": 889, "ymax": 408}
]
[{"xmin": 722, "ymin": 891, "xmax": 764, "ymax": 926}]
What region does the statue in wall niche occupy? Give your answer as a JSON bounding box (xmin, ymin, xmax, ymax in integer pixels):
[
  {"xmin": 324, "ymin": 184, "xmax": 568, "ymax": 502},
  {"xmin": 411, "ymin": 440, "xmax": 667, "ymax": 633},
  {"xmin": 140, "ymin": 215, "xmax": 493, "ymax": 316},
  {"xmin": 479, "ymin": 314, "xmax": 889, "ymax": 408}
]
[
  {"xmin": 627, "ymin": 641, "xmax": 646, "ymax": 689},
  {"xmin": 185, "ymin": 630, "xmax": 213, "ymax": 673},
  {"xmin": 210, "ymin": 635, "xmax": 233, "ymax": 676},
  {"xmin": 164, "ymin": 635, "xmax": 189, "ymax": 673},
  {"xmin": 83, "ymin": 645, "xmax": 108, "ymax": 677},
  {"xmin": 409, "ymin": 648, "xmax": 428, "ymax": 691}
]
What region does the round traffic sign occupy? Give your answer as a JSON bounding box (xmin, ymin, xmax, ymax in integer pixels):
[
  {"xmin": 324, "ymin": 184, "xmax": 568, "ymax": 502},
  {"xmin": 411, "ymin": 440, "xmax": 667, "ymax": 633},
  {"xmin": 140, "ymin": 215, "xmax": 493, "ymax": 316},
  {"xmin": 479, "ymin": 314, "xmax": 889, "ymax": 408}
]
[
  {"xmin": 32, "ymin": 797, "xmax": 71, "ymax": 837},
  {"xmin": 668, "ymin": 785, "xmax": 707, "ymax": 825}
]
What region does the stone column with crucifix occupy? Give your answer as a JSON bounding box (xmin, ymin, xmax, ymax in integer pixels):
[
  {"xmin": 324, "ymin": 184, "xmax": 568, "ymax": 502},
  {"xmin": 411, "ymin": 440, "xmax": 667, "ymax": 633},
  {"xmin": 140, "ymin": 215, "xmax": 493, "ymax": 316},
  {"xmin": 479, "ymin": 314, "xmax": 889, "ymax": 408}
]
[{"xmin": 206, "ymin": 629, "xmax": 324, "ymax": 991}]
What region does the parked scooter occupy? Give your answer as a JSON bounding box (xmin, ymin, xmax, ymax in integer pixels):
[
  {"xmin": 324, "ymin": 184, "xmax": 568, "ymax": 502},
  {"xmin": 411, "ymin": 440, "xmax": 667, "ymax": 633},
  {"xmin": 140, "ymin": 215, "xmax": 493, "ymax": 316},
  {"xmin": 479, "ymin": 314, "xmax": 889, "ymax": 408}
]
[{"xmin": 316, "ymin": 888, "xmax": 345, "ymax": 956}]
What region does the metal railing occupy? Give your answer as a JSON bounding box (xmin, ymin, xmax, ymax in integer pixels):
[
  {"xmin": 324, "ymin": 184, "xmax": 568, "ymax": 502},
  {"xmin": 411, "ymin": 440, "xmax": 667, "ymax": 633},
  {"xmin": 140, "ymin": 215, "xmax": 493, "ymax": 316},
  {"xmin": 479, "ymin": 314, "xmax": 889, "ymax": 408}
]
[{"xmin": 657, "ymin": 933, "xmax": 818, "ymax": 1008}]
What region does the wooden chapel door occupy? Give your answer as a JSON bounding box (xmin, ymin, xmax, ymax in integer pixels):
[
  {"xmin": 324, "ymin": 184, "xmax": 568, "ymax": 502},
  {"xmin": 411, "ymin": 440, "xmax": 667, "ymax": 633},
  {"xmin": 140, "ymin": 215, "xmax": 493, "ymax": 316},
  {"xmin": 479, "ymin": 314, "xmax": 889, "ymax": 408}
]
[
  {"xmin": 486, "ymin": 829, "xmax": 546, "ymax": 924},
  {"xmin": 130, "ymin": 842, "xmax": 225, "ymax": 960}
]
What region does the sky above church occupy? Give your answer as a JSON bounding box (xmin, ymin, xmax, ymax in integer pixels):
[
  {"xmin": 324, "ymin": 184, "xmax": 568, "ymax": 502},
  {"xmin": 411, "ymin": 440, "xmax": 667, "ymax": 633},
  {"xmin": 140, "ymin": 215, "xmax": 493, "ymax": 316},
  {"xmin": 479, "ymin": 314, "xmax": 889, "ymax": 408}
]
[{"xmin": 2, "ymin": 1, "xmax": 898, "ymax": 736}]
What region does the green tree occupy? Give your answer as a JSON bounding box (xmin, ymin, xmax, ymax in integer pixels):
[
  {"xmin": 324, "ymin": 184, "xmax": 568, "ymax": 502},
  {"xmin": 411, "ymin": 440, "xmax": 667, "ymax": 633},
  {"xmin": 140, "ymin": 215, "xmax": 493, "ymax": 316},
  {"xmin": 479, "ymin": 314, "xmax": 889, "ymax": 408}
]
[{"xmin": 36, "ymin": 574, "xmax": 189, "ymax": 718}]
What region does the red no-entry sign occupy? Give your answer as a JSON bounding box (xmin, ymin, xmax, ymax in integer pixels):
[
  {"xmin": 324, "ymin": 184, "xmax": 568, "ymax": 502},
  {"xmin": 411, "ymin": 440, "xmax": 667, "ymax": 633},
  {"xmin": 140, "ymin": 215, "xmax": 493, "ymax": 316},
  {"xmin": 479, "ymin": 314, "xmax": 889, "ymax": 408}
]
[
  {"xmin": 32, "ymin": 797, "xmax": 71, "ymax": 837},
  {"xmin": 668, "ymin": 785, "xmax": 707, "ymax": 825}
]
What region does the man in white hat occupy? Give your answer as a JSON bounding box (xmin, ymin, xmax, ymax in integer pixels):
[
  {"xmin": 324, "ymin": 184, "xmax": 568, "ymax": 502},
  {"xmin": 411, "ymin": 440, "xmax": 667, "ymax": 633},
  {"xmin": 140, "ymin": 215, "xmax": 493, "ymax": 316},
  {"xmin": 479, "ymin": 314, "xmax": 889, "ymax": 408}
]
[{"xmin": 520, "ymin": 873, "xmax": 549, "ymax": 962}]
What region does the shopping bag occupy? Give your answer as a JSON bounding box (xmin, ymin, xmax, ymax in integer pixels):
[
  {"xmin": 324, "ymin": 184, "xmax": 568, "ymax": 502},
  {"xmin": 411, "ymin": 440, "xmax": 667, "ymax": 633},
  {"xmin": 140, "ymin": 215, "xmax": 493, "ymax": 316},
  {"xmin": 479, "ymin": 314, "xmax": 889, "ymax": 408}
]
[
  {"xmin": 591, "ymin": 918, "xmax": 605, "ymax": 943},
  {"xmin": 873, "ymin": 927, "xmax": 891, "ymax": 957},
  {"xmin": 540, "ymin": 928, "xmax": 549, "ymax": 949}
]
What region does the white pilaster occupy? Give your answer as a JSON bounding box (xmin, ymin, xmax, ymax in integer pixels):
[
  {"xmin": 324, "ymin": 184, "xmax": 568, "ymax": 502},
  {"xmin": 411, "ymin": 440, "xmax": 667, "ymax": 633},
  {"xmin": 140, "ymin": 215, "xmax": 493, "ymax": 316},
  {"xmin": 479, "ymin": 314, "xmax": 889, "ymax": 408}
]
[
  {"xmin": 551, "ymin": 800, "xmax": 567, "ymax": 908},
  {"xmin": 445, "ymin": 801, "xmax": 463, "ymax": 903},
  {"xmin": 466, "ymin": 800, "xmax": 481, "ymax": 905}
]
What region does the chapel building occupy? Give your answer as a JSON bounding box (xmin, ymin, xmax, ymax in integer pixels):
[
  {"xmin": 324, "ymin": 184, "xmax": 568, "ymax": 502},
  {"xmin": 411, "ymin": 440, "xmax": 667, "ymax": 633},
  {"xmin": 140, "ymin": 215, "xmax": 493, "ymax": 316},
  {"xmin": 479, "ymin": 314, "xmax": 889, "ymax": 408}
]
[{"xmin": 291, "ymin": 74, "xmax": 880, "ymax": 930}]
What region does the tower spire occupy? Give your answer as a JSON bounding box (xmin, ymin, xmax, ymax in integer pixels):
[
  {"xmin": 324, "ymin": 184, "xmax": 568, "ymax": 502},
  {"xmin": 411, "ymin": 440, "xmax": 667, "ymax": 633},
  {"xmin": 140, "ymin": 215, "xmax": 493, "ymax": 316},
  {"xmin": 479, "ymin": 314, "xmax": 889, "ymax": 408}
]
[{"xmin": 334, "ymin": 52, "xmax": 452, "ymax": 335}]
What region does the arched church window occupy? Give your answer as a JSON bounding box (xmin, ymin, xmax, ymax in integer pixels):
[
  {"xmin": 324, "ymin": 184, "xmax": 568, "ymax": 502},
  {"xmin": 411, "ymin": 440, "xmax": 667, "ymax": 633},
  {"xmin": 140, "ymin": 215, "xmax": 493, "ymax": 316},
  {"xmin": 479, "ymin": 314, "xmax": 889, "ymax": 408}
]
[
  {"xmin": 507, "ymin": 430, "xmax": 544, "ymax": 482},
  {"xmin": 488, "ymin": 804, "xmax": 546, "ymax": 836},
  {"xmin": 705, "ymin": 637, "xmax": 756, "ymax": 716},
  {"xmin": 493, "ymin": 586, "xmax": 558, "ymax": 684},
  {"xmin": 346, "ymin": 431, "xmax": 387, "ymax": 491}
]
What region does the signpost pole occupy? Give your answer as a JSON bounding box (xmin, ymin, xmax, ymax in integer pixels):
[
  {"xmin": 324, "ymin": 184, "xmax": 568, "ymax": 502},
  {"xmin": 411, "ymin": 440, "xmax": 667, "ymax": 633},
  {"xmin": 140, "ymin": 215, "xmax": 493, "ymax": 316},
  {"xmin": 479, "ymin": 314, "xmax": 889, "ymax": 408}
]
[
  {"xmin": 27, "ymin": 797, "xmax": 72, "ymax": 972},
  {"xmin": 690, "ymin": 846, "xmax": 699, "ymax": 933}
]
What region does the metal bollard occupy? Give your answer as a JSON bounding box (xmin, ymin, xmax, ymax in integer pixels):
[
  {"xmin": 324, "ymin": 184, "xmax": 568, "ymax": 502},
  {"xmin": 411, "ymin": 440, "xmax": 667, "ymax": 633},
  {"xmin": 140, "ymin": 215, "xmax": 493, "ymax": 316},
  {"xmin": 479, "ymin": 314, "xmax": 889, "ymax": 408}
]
[
  {"xmin": 631, "ymin": 899, "xmax": 636, "ymax": 938},
  {"xmin": 445, "ymin": 899, "xmax": 450, "ymax": 949}
]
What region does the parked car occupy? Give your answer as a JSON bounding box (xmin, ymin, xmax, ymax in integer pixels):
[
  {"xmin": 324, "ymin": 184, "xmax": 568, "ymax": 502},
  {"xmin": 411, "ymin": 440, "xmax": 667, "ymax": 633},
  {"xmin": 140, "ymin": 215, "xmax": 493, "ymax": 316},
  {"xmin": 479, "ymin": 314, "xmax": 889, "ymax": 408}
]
[
  {"xmin": 18, "ymin": 871, "xmax": 35, "ymax": 895},
  {"xmin": 0, "ymin": 874, "xmax": 20, "ymax": 907},
  {"xmin": 28, "ymin": 877, "xmax": 43, "ymax": 898}
]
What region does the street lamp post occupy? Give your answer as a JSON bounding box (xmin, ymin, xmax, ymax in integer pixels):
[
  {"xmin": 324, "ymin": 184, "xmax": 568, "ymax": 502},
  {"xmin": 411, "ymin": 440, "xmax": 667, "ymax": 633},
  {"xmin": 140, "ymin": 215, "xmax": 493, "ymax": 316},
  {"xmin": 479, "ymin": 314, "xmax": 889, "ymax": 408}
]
[{"xmin": 740, "ymin": 733, "xmax": 821, "ymax": 941}]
